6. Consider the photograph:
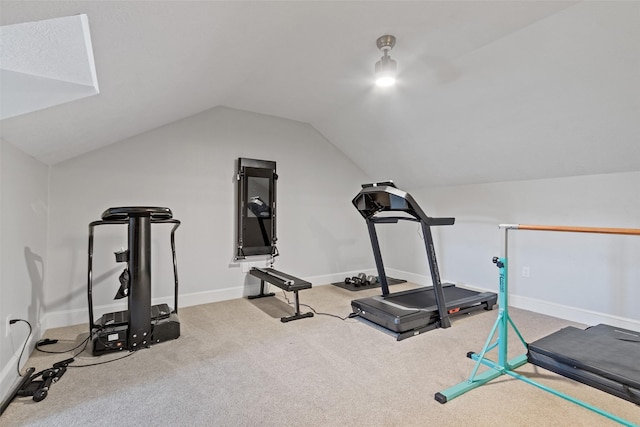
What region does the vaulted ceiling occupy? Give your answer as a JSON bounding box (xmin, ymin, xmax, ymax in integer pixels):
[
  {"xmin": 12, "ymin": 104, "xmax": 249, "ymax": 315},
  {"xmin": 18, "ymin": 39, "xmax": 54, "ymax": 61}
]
[{"xmin": 1, "ymin": 1, "xmax": 639, "ymax": 189}]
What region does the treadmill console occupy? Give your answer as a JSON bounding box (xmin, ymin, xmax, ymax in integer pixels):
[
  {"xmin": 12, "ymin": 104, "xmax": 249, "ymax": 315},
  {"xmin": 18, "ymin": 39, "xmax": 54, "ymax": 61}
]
[
  {"xmin": 353, "ymin": 183, "xmax": 455, "ymax": 227},
  {"xmin": 353, "ymin": 184, "xmax": 416, "ymax": 219},
  {"xmin": 354, "ymin": 190, "xmax": 408, "ymax": 217}
]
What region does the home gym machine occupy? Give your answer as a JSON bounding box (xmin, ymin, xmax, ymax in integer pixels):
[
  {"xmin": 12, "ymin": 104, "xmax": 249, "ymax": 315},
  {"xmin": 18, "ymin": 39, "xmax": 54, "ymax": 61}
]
[
  {"xmin": 236, "ymin": 158, "xmax": 314, "ymax": 322},
  {"xmin": 351, "ymin": 182, "xmax": 497, "ymax": 340},
  {"xmin": 0, "ymin": 356, "xmax": 74, "ymax": 415},
  {"xmin": 88, "ymin": 207, "xmax": 181, "ymax": 355}
]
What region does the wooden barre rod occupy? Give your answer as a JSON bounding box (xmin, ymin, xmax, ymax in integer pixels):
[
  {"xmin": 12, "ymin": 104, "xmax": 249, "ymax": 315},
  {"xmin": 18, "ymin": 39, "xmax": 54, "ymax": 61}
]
[{"xmin": 507, "ymin": 224, "xmax": 640, "ymax": 236}]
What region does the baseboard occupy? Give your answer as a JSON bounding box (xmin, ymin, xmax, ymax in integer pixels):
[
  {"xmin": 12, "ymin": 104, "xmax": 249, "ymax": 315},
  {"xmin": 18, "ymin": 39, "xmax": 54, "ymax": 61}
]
[
  {"xmin": 385, "ymin": 268, "xmax": 433, "ymax": 287},
  {"xmin": 508, "ymin": 294, "xmax": 640, "ymax": 331},
  {"xmin": 43, "ymin": 307, "xmax": 90, "ymax": 331},
  {"xmin": 42, "ymin": 268, "xmax": 380, "ymax": 330},
  {"xmin": 384, "ymin": 268, "xmax": 640, "ymax": 331},
  {"xmin": 176, "ymin": 284, "xmax": 260, "ymax": 308},
  {"xmin": 43, "ymin": 283, "xmax": 263, "ymax": 330},
  {"xmin": 47, "ymin": 267, "xmax": 640, "ymax": 335}
]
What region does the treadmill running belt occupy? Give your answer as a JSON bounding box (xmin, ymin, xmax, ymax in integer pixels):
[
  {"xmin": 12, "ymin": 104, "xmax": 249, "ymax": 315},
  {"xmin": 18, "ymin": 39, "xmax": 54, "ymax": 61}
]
[
  {"xmin": 528, "ymin": 324, "xmax": 640, "ymax": 404},
  {"xmin": 388, "ymin": 285, "xmax": 483, "ymax": 309},
  {"xmin": 351, "ymin": 284, "xmax": 497, "ymax": 338}
]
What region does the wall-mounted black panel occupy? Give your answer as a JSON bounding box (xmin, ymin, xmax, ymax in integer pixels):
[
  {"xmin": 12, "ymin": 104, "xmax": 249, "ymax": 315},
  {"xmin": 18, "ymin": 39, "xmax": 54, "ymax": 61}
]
[{"xmin": 236, "ymin": 158, "xmax": 277, "ymax": 259}]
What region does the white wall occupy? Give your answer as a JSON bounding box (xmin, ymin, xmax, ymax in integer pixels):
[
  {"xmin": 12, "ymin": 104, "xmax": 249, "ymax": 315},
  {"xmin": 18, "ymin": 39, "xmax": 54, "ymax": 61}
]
[
  {"xmin": 46, "ymin": 107, "xmax": 373, "ymax": 328},
  {"xmin": 384, "ymin": 172, "xmax": 640, "ymax": 330},
  {"xmin": 0, "ymin": 139, "xmax": 49, "ymax": 403}
]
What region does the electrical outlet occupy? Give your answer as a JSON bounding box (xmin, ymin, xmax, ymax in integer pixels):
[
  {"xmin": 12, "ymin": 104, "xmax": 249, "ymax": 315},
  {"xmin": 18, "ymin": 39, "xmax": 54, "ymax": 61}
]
[
  {"xmin": 522, "ymin": 267, "xmax": 530, "ymax": 278},
  {"xmin": 5, "ymin": 314, "xmax": 12, "ymax": 337}
]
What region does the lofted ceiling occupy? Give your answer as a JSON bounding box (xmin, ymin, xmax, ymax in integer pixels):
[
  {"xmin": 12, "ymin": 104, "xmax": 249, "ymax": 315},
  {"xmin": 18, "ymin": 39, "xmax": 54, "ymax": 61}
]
[
  {"xmin": 0, "ymin": 14, "xmax": 99, "ymax": 119},
  {"xmin": 1, "ymin": 1, "xmax": 639, "ymax": 189}
]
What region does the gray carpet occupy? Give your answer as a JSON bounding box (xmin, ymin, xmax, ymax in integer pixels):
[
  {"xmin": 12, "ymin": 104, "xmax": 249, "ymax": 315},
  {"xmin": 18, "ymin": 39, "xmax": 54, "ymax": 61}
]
[{"xmin": 2, "ymin": 283, "xmax": 639, "ymax": 426}]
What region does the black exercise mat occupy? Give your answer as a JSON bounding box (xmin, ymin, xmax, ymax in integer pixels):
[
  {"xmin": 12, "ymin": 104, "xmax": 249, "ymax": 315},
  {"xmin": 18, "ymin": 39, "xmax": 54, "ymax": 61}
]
[
  {"xmin": 528, "ymin": 324, "xmax": 640, "ymax": 403},
  {"xmin": 331, "ymin": 277, "xmax": 406, "ymax": 291}
]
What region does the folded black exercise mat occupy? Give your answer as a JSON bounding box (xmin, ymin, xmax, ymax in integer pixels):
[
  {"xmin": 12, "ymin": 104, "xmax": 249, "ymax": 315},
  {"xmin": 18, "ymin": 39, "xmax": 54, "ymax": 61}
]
[
  {"xmin": 331, "ymin": 277, "xmax": 406, "ymax": 291},
  {"xmin": 528, "ymin": 324, "xmax": 640, "ymax": 404}
]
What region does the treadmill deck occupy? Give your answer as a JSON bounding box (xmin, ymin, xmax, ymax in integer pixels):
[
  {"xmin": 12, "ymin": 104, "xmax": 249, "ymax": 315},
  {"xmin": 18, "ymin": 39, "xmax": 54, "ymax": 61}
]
[{"xmin": 351, "ymin": 284, "xmax": 497, "ymax": 338}]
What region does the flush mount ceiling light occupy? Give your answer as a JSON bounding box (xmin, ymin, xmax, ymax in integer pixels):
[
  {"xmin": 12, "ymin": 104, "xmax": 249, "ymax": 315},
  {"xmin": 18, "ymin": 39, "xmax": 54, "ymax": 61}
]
[{"xmin": 374, "ymin": 34, "xmax": 397, "ymax": 87}]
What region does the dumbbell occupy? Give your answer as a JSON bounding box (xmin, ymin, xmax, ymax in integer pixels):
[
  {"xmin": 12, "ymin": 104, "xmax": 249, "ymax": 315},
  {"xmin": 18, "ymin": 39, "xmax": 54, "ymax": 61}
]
[
  {"xmin": 358, "ymin": 273, "xmax": 378, "ymax": 286},
  {"xmin": 345, "ymin": 276, "xmax": 363, "ymax": 287}
]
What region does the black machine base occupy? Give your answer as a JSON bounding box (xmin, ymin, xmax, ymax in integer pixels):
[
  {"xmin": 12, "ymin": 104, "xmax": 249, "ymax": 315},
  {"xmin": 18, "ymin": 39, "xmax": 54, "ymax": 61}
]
[
  {"xmin": 92, "ymin": 304, "xmax": 179, "ymax": 355},
  {"xmin": 528, "ymin": 324, "xmax": 640, "ymax": 404},
  {"xmin": 351, "ymin": 283, "xmax": 497, "ymax": 341}
]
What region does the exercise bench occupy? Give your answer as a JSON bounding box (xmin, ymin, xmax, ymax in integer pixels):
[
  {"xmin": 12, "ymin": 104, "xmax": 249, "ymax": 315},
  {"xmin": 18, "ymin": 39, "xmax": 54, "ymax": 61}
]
[{"xmin": 248, "ymin": 267, "xmax": 314, "ymax": 322}]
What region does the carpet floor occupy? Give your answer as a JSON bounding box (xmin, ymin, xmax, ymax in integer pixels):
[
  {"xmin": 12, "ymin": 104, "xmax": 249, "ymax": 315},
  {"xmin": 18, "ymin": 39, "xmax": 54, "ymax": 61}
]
[{"xmin": 2, "ymin": 282, "xmax": 638, "ymax": 426}]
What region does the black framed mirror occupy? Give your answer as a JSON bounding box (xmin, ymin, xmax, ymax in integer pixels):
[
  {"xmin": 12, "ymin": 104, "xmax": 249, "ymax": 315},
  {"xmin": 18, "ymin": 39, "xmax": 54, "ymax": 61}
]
[{"xmin": 236, "ymin": 158, "xmax": 278, "ymax": 259}]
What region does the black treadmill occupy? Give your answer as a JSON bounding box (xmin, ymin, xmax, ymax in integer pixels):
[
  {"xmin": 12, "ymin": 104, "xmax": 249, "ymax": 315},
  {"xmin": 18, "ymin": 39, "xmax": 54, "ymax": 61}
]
[{"xmin": 351, "ymin": 182, "xmax": 497, "ymax": 340}]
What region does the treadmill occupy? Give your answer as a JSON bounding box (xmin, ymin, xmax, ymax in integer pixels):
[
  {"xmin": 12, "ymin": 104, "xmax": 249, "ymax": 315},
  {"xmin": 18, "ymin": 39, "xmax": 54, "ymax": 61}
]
[{"xmin": 351, "ymin": 182, "xmax": 497, "ymax": 340}]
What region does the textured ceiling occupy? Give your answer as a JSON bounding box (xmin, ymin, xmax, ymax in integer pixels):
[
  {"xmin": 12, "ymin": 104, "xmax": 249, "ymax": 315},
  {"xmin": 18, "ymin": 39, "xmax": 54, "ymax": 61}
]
[
  {"xmin": 1, "ymin": 1, "xmax": 639, "ymax": 189},
  {"xmin": 0, "ymin": 14, "xmax": 99, "ymax": 119}
]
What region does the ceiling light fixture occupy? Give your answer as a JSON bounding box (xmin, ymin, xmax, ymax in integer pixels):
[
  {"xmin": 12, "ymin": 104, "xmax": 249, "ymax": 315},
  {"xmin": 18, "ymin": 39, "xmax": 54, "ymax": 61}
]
[{"xmin": 375, "ymin": 34, "xmax": 397, "ymax": 87}]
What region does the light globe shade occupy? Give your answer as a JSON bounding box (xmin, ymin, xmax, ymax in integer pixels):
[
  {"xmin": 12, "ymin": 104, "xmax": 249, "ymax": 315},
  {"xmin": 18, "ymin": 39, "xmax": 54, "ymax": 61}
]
[{"xmin": 375, "ymin": 55, "xmax": 397, "ymax": 87}]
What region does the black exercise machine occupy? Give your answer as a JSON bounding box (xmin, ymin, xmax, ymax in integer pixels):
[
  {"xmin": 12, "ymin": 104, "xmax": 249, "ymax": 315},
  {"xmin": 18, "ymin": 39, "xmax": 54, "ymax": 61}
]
[
  {"xmin": 0, "ymin": 356, "xmax": 74, "ymax": 415},
  {"xmin": 88, "ymin": 207, "xmax": 181, "ymax": 355},
  {"xmin": 351, "ymin": 182, "xmax": 497, "ymax": 340},
  {"xmin": 236, "ymin": 158, "xmax": 314, "ymax": 322},
  {"xmin": 14, "ymin": 357, "xmax": 72, "ymax": 403},
  {"xmin": 0, "ymin": 368, "xmax": 35, "ymax": 415}
]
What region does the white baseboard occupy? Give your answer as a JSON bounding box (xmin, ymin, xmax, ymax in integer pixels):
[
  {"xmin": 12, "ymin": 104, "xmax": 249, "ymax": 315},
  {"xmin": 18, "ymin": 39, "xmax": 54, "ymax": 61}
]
[
  {"xmin": 176, "ymin": 284, "xmax": 259, "ymax": 308},
  {"xmin": 43, "ymin": 284, "xmax": 263, "ymax": 330},
  {"xmin": 42, "ymin": 269, "xmax": 378, "ymax": 330},
  {"xmin": 43, "ymin": 267, "xmax": 639, "ymax": 335},
  {"xmin": 385, "ymin": 268, "xmax": 433, "ymax": 287},
  {"xmin": 508, "ymin": 294, "xmax": 640, "ymax": 331},
  {"xmin": 43, "ymin": 307, "xmax": 90, "ymax": 330},
  {"xmin": 385, "ymin": 268, "xmax": 640, "ymax": 330}
]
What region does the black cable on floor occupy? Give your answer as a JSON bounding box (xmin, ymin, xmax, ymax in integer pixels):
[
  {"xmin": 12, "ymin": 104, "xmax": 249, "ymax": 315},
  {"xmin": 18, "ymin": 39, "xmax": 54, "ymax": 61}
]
[
  {"xmin": 9, "ymin": 319, "xmax": 32, "ymax": 377},
  {"xmin": 66, "ymin": 351, "xmax": 136, "ymax": 368},
  {"xmin": 279, "ymin": 291, "xmax": 357, "ymax": 321},
  {"xmin": 36, "ymin": 335, "xmax": 90, "ymax": 355},
  {"xmin": 36, "ymin": 326, "xmax": 138, "ymax": 368}
]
